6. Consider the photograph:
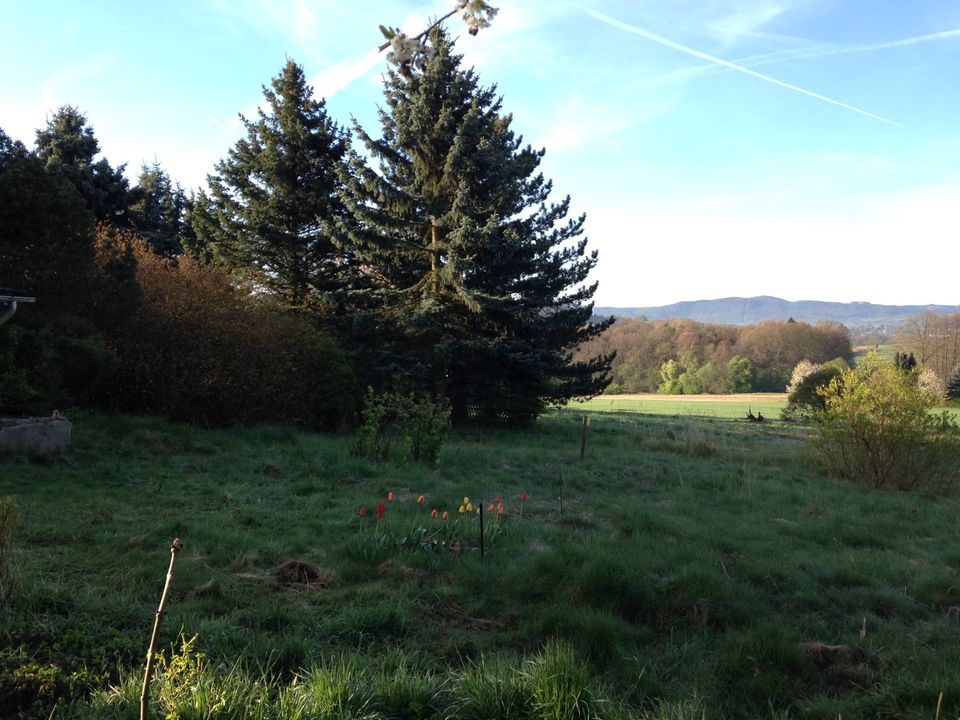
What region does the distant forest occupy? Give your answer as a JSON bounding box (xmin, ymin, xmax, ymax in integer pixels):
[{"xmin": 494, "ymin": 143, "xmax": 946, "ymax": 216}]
[{"xmin": 577, "ymin": 317, "xmax": 853, "ymax": 394}]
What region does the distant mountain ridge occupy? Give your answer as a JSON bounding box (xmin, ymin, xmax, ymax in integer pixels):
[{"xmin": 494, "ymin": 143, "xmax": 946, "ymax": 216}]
[{"xmin": 595, "ymin": 296, "xmax": 960, "ymax": 328}]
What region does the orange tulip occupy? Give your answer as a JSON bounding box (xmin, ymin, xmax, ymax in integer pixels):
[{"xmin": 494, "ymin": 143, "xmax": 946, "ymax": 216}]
[{"xmin": 417, "ymin": 495, "xmax": 426, "ymax": 505}]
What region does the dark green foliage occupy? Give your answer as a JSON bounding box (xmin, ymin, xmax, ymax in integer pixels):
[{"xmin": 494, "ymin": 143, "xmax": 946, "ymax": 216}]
[
  {"xmin": 780, "ymin": 365, "xmax": 843, "ymax": 422},
  {"xmin": 0, "ymin": 320, "xmax": 120, "ymax": 419},
  {"xmin": 894, "ymin": 351, "xmax": 917, "ymax": 372},
  {"xmin": 128, "ymin": 161, "xmax": 188, "ymax": 257},
  {"xmin": 0, "ymin": 138, "xmax": 129, "ymax": 413},
  {"xmin": 337, "ymin": 31, "xmax": 613, "ymax": 425},
  {"xmin": 191, "ymin": 60, "xmax": 354, "ymax": 311},
  {"xmin": 948, "ymin": 366, "xmax": 960, "ymax": 400},
  {"xmin": 34, "ymin": 106, "xmax": 132, "ymax": 225},
  {"xmin": 352, "ymin": 389, "xmax": 451, "ymax": 464},
  {"xmin": 0, "ymin": 127, "xmax": 96, "ymax": 311},
  {"xmin": 726, "ymin": 355, "xmax": 754, "ymax": 392}
]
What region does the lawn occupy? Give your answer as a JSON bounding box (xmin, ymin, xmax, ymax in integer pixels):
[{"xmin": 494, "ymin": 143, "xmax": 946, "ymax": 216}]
[
  {"xmin": 3, "ymin": 408, "xmax": 960, "ymax": 719},
  {"xmin": 575, "ymin": 393, "xmax": 787, "ymax": 420}
]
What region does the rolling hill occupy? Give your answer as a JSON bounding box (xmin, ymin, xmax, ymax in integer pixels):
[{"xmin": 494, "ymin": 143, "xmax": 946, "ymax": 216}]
[{"xmin": 595, "ymin": 295, "xmax": 960, "ymax": 327}]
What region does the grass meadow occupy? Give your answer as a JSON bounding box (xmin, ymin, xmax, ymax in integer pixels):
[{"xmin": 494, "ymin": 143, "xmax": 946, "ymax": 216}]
[{"xmin": 3, "ymin": 401, "xmax": 960, "ymax": 718}]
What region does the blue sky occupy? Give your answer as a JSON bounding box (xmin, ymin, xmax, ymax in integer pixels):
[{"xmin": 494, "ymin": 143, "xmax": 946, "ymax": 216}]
[{"xmin": 3, "ymin": 0, "xmax": 959, "ymax": 307}]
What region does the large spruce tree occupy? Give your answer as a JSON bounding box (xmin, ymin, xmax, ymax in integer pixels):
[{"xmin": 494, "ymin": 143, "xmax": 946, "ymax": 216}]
[
  {"xmin": 191, "ymin": 60, "xmax": 353, "ymax": 311},
  {"xmin": 129, "ymin": 162, "xmax": 188, "ymax": 257},
  {"xmin": 337, "ymin": 31, "xmax": 613, "ymax": 424},
  {"xmin": 35, "ymin": 106, "xmax": 132, "ymax": 225}
]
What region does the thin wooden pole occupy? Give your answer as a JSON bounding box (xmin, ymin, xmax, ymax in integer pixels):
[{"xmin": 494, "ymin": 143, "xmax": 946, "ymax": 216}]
[
  {"xmin": 579, "ymin": 415, "xmax": 590, "ymax": 460},
  {"xmin": 140, "ymin": 538, "xmax": 183, "ymax": 720},
  {"xmin": 479, "ymin": 501, "xmax": 485, "ymax": 559}
]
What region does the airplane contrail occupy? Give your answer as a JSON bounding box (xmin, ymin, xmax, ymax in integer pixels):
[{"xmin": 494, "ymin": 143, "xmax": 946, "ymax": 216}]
[
  {"xmin": 745, "ymin": 28, "xmax": 960, "ymax": 70},
  {"xmin": 583, "ymin": 8, "xmax": 905, "ymax": 128}
]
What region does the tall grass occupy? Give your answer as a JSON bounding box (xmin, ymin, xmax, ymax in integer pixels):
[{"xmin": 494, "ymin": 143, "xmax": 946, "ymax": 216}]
[{"xmin": 5, "ymin": 409, "xmax": 960, "ymax": 718}]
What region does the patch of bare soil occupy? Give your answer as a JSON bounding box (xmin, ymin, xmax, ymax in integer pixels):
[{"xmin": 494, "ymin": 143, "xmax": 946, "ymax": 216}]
[
  {"xmin": 271, "ymin": 559, "xmax": 330, "ymax": 586},
  {"xmin": 799, "ymin": 641, "xmax": 867, "ymax": 693}
]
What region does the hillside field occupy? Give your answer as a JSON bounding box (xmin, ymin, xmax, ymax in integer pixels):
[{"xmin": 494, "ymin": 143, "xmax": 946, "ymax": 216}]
[
  {"xmin": 3, "ymin": 407, "xmax": 960, "ymax": 719},
  {"xmin": 576, "ymin": 393, "xmax": 788, "ymax": 420}
]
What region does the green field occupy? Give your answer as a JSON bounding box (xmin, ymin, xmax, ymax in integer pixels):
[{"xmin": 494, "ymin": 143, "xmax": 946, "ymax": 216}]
[
  {"xmin": 3, "ymin": 409, "xmax": 960, "ymax": 719},
  {"xmin": 576, "ymin": 393, "xmax": 787, "ymax": 420},
  {"xmin": 580, "ymin": 392, "xmax": 960, "ymax": 422}
]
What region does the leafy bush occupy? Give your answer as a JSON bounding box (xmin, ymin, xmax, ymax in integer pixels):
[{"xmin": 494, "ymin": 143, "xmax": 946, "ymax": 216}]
[
  {"xmin": 813, "ymin": 353, "xmax": 960, "ymax": 491},
  {"xmin": 116, "ymin": 247, "xmax": 359, "ymax": 429},
  {"xmin": 0, "ymin": 319, "xmax": 118, "ymax": 415},
  {"xmin": 780, "ymin": 365, "xmax": 843, "ymax": 422},
  {"xmin": 353, "ymin": 389, "xmax": 451, "ymax": 464}
]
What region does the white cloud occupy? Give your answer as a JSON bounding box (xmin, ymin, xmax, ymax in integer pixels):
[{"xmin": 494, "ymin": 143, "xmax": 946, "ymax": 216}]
[
  {"xmin": 312, "ymin": 47, "xmax": 384, "ymax": 101},
  {"xmin": 586, "ymin": 184, "xmax": 960, "ymax": 307},
  {"xmin": 534, "ymin": 93, "xmax": 676, "ymax": 151}
]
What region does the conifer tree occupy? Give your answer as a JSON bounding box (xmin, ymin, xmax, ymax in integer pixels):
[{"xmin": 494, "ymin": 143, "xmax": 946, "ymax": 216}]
[
  {"xmin": 191, "ymin": 60, "xmax": 353, "ymax": 311},
  {"xmin": 0, "ymin": 126, "xmax": 97, "ymax": 310},
  {"xmin": 337, "ymin": 31, "xmax": 613, "ymax": 424},
  {"xmin": 129, "ymin": 162, "xmax": 188, "ymax": 257},
  {"xmin": 947, "ymin": 367, "xmax": 960, "ymax": 400},
  {"xmin": 35, "ymin": 106, "xmax": 131, "ymax": 225}
]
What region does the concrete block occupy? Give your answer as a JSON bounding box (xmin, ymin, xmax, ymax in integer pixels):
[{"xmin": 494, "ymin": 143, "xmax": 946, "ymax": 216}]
[{"xmin": 0, "ymin": 414, "xmax": 72, "ymax": 457}]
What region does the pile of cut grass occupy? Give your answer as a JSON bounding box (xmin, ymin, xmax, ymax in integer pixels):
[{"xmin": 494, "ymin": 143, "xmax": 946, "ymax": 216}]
[{"xmin": 2, "ymin": 408, "xmax": 960, "ymax": 718}]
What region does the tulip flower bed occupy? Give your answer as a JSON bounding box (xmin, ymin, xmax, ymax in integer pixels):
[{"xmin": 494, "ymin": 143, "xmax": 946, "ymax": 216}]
[
  {"xmin": 354, "ymin": 491, "xmax": 522, "ymax": 560},
  {"xmin": 4, "ymin": 408, "xmax": 960, "ymax": 719}
]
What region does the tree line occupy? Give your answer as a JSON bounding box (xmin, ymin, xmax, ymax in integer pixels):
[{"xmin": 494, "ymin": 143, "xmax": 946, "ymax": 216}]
[
  {"xmin": 0, "ymin": 30, "xmax": 612, "ymax": 427},
  {"xmin": 897, "ymin": 311, "xmax": 960, "ymax": 399},
  {"xmin": 577, "ymin": 316, "xmax": 853, "ymax": 393}
]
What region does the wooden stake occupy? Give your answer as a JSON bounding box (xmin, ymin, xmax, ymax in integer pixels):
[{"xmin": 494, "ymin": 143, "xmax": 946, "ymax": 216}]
[
  {"xmin": 579, "ymin": 415, "xmax": 590, "ymax": 460},
  {"xmin": 479, "ymin": 501, "xmax": 485, "ymax": 559},
  {"xmin": 140, "ymin": 538, "xmax": 183, "ymax": 720}
]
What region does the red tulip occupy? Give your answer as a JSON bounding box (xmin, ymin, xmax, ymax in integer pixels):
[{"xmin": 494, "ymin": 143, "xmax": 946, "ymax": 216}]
[
  {"xmin": 358, "ymin": 506, "xmax": 367, "ymax": 517},
  {"xmin": 376, "ymin": 502, "xmax": 386, "ymax": 520},
  {"xmin": 497, "ymin": 503, "xmax": 504, "ymax": 515},
  {"xmin": 487, "ymin": 503, "xmax": 495, "ymax": 513},
  {"xmin": 431, "ymin": 509, "xmax": 438, "ymax": 518},
  {"xmin": 520, "ymin": 492, "xmax": 529, "ymax": 503},
  {"xmin": 387, "ymin": 491, "xmax": 395, "ymax": 502},
  {"xmin": 442, "ymin": 511, "xmax": 449, "ymax": 521},
  {"xmin": 417, "ymin": 495, "xmax": 426, "ymax": 505}
]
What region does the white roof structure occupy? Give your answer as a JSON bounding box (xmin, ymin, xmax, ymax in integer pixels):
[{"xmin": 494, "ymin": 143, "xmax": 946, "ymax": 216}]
[{"xmin": 0, "ymin": 290, "xmax": 36, "ymax": 327}]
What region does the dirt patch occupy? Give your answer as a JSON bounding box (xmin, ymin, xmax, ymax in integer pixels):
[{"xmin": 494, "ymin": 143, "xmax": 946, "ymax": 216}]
[
  {"xmin": 256, "ymin": 463, "xmax": 284, "ymax": 479},
  {"xmin": 185, "ymin": 578, "xmax": 223, "ymax": 600},
  {"xmin": 799, "ymin": 642, "xmax": 866, "ymax": 693},
  {"xmin": 799, "ymin": 641, "xmax": 858, "ymax": 666},
  {"xmin": 268, "ymin": 560, "xmax": 332, "ymax": 588}
]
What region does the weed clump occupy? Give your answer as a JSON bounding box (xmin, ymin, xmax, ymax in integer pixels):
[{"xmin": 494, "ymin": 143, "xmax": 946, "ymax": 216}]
[{"xmin": 353, "ymin": 389, "xmax": 451, "ymax": 464}]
